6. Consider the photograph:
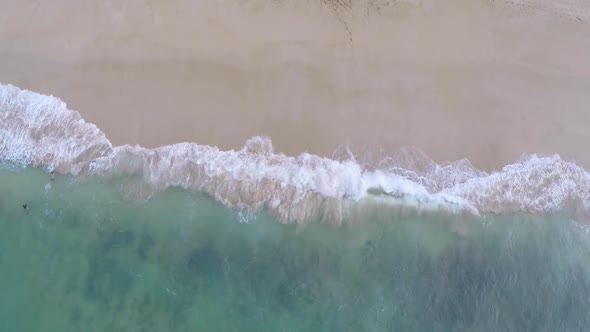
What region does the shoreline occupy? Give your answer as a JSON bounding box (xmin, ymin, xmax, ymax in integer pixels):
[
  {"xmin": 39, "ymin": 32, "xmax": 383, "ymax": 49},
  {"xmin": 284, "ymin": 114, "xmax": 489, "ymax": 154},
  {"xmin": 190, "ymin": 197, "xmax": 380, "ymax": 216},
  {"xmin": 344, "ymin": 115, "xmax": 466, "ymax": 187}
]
[{"xmin": 1, "ymin": 0, "xmax": 590, "ymax": 171}]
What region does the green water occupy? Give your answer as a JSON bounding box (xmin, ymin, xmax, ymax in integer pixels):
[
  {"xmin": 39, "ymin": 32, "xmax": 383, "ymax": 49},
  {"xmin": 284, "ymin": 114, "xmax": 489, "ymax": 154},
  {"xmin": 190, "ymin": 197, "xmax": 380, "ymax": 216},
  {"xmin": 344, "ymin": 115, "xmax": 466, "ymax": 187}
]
[{"xmin": 1, "ymin": 166, "xmax": 590, "ymax": 331}]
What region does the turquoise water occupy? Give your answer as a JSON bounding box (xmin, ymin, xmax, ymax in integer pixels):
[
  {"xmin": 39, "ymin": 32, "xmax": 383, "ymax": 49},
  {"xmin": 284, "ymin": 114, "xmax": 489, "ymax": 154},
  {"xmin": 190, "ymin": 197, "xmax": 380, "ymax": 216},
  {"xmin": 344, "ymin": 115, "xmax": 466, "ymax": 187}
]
[{"xmin": 1, "ymin": 166, "xmax": 590, "ymax": 331}]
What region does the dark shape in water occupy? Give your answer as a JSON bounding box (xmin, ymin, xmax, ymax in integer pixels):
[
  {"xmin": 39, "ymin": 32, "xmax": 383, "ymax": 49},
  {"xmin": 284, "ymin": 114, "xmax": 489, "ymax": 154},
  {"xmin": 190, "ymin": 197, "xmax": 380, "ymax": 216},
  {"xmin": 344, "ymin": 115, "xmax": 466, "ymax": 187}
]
[
  {"xmin": 69, "ymin": 306, "xmax": 82, "ymax": 329},
  {"xmin": 137, "ymin": 233, "xmax": 155, "ymax": 260},
  {"xmin": 187, "ymin": 245, "xmax": 223, "ymax": 276},
  {"xmin": 101, "ymin": 229, "xmax": 135, "ymax": 251},
  {"xmin": 84, "ymin": 254, "xmax": 134, "ymax": 306}
]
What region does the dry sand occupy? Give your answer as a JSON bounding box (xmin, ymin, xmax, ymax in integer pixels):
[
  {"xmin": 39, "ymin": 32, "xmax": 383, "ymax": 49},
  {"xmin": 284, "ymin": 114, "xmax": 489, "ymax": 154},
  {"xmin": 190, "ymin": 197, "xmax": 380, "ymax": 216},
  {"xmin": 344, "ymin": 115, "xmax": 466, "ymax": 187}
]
[{"xmin": 1, "ymin": 0, "xmax": 590, "ymax": 170}]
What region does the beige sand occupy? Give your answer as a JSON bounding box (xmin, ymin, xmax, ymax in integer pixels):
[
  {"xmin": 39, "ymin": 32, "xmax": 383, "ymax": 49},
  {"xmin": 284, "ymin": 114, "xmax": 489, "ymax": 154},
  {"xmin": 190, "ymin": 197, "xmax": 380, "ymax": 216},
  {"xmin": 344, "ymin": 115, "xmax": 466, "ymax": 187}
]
[{"xmin": 1, "ymin": 0, "xmax": 590, "ymax": 171}]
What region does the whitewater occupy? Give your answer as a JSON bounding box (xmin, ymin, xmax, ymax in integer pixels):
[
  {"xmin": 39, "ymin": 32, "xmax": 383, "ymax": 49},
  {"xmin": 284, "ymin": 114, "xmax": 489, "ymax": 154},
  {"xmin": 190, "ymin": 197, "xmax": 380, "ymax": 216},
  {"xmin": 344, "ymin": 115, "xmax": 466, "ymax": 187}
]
[
  {"xmin": 2, "ymin": 0, "xmax": 590, "ymax": 331},
  {"xmin": 2, "ymin": 84, "xmax": 589, "ymax": 224}
]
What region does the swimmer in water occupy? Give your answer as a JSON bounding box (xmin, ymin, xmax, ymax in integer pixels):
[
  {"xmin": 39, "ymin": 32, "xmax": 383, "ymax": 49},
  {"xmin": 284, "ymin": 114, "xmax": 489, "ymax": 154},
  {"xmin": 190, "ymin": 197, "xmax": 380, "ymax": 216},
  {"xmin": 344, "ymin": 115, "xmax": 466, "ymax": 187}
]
[
  {"xmin": 50, "ymin": 171, "xmax": 55, "ymax": 181},
  {"xmin": 22, "ymin": 204, "xmax": 31, "ymax": 212}
]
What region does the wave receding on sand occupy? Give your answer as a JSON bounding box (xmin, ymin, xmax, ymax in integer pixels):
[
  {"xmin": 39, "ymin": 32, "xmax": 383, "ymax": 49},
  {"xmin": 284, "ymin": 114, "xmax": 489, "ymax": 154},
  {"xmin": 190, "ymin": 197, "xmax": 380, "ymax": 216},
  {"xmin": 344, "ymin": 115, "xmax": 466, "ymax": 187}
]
[{"xmin": 2, "ymin": 84, "xmax": 590, "ymax": 224}]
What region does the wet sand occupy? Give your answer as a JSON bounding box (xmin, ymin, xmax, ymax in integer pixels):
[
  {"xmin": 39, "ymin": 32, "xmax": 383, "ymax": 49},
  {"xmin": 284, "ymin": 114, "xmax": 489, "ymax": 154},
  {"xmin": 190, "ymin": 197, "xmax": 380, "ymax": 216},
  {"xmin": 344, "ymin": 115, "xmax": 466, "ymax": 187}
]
[{"xmin": 1, "ymin": 0, "xmax": 590, "ymax": 170}]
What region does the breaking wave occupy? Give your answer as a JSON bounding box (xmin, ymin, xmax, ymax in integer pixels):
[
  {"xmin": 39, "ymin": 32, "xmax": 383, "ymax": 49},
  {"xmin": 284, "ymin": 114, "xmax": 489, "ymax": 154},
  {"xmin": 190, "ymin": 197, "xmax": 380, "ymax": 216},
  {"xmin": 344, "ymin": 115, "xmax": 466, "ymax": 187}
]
[{"xmin": 2, "ymin": 83, "xmax": 589, "ymax": 223}]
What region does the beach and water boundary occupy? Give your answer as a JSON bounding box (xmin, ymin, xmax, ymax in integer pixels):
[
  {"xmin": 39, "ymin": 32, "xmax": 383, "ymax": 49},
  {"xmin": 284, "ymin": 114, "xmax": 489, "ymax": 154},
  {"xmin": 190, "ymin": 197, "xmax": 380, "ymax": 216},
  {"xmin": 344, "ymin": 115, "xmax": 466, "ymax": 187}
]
[
  {"xmin": 2, "ymin": 0, "xmax": 590, "ymax": 330},
  {"xmin": 1, "ymin": 80, "xmax": 590, "ymax": 330},
  {"xmin": 2, "ymin": 0, "xmax": 590, "ymax": 169}
]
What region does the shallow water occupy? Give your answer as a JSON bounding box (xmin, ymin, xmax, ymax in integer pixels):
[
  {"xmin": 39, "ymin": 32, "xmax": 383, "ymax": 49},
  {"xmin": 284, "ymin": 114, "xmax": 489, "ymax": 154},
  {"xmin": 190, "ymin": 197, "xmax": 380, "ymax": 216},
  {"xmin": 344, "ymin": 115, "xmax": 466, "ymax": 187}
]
[
  {"xmin": 2, "ymin": 1, "xmax": 590, "ymax": 329},
  {"xmin": 1, "ymin": 166, "xmax": 589, "ymax": 331}
]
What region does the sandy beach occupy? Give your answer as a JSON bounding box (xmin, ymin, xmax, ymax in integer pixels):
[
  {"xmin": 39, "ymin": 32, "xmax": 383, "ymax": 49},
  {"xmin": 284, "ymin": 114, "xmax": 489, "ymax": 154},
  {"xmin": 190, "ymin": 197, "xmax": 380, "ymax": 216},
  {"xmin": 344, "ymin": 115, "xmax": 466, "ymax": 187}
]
[
  {"xmin": 4, "ymin": 3, "xmax": 590, "ymax": 330},
  {"xmin": 1, "ymin": 0, "xmax": 590, "ymax": 170}
]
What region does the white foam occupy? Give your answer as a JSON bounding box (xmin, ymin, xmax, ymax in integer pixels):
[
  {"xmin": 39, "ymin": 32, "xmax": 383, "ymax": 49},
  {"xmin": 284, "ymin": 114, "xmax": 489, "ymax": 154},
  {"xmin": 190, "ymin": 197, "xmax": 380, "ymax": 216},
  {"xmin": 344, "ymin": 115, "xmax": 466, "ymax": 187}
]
[
  {"xmin": 450, "ymin": 154, "xmax": 590, "ymax": 213},
  {"xmin": 2, "ymin": 83, "xmax": 589, "ymax": 223},
  {"xmin": 0, "ymin": 84, "xmax": 112, "ymax": 174}
]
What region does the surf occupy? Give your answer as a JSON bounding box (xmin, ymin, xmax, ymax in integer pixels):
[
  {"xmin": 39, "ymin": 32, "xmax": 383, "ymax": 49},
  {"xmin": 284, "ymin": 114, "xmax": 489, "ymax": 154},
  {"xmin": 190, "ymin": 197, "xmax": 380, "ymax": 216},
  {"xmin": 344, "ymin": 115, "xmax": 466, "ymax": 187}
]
[
  {"xmin": 1, "ymin": 165, "xmax": 589, "ymax": 331},
  {"xmin": 2, "ymin": 83, "xmax": 590, "ymax": 224}
]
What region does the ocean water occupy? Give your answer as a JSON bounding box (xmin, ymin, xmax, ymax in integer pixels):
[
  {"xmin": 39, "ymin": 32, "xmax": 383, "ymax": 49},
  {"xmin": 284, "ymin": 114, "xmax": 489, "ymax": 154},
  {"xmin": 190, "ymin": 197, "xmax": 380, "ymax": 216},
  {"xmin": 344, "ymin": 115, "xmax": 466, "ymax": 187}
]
[
  {"xmin": 2, "ymin": 166, "xmax": 590, "ymax": 331},
  {"xmin": 2, "ymin": 0, "xmax": 590, "ymax": 330},
  {"xmin": 2, "ymin": 84, "xmax": 590, "ymax": 330}
]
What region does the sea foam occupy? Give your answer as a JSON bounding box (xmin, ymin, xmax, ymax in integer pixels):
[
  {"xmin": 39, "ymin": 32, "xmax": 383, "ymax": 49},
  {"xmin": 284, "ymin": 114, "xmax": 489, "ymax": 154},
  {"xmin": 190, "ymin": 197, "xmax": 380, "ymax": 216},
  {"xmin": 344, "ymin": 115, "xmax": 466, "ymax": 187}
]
[{"xmin": 1, "ymin": 83, "xmax": 589, "ymax": 223}]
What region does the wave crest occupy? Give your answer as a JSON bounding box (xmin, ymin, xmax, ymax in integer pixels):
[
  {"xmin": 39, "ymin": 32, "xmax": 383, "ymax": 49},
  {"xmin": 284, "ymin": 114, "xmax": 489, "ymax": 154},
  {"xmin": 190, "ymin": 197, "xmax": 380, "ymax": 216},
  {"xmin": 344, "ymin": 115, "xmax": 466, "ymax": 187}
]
[
  {"xmin": 0, "ymin": 84, "xmax": 112, "ymax": 174},
  {"xmin": 1, "ymin": 84, "xmax": 589, "ymax": 223}
]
